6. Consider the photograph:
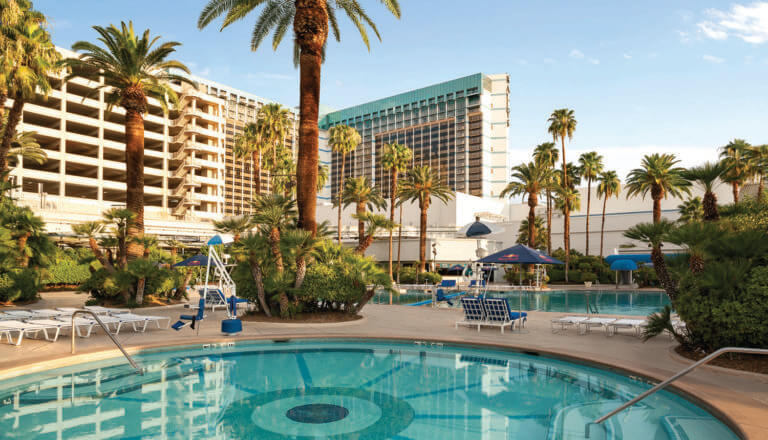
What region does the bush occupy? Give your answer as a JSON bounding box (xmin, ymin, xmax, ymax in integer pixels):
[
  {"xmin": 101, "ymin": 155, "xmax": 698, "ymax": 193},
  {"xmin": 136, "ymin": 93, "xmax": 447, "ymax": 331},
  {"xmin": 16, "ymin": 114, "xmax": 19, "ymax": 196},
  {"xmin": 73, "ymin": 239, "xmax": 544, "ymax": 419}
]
[
  {"xmin": 44, "ymin": 259, "xmax": 92, "ymax": 285},
  {"xmin": 0, "ymin": 269, "xmax": 41, "ymax": 303},
  {"xmin": 580, "ymin": 272, "xmax": 598, "ymax": 283},
  {"xmin": 397, "ymin": 266, "xmax": 442, "ymax": 285}
]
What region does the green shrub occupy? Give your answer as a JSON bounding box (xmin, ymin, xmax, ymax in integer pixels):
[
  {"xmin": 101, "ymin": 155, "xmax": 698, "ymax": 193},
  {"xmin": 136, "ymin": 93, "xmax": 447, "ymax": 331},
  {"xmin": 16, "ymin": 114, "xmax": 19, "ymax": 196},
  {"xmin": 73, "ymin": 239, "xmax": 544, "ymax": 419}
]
[
  {"xmin": 548, "ymin": 268, "xmax": 565, "ymax": 282},
  {"xmin": 580, "ymin": 272, "xmax": 598, "ymax": 283},
  {"xmin": 44, "ymin": 259, "xmax": 91, "ymax": 285},
  {"xmin": 0, "ymin": 269, "xmax": 41, "ymax": 302},
  {"xmin": 396, "ymin": 266, "xmax": 441, "ymax": 284}
]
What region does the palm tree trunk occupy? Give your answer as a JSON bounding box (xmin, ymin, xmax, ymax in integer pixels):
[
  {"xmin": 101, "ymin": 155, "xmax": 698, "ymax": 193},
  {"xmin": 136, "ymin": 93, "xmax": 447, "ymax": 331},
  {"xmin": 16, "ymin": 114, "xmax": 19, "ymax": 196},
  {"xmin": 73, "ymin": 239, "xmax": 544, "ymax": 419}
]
[
  {"xmin": 252, "ymin": 150, "xmax": 261, "ymax": 196},
  {"xmin": 90, "ymin": 237, "xmax": 114, "ymax": 272},
  {"xmin": 561, "ymin": 136, "xmax": 569, "ymax": 281},
  {"xmin": 418, "ymin": 200, "xmax": 428, "ymax": 272},
  {"xmin": 355, "ymin": 235, "xmax": 374, "ymax": 254},
  {"xmin": 731, "ymin": 182, "xmax": 739, "ymax": 203},
  {"xmin": 294, "ymin": 257, "xmax": 307, "ymax": 289},
  {"xmin": 357, "ymin": 201, "xmax": 365, "ymax": 247},
  {"xmin": 294, "ymin": 0, "xmax": 328, "ymax": 237},
  {"xmin": 387, "ymin": 171, "xmax": 396, "ymax": 279},
  {"xmin": 249, "ymin": 258, "xmax": 272, "ymax": 317},
  {"xmin": 527, "ymin": 193, "xmax": 537, "ymax": 248},
  {"xmin": 135, "ymin": 278, "xmax": 146, "ymax": 305},
  {"xmin": 585, "ymin": 179, "xmax": 591, "ymax": 256},
  {"xmin": 124, "ymin": 108, "xmax": 145, "ymax": 260},
  {"xmin": 702, "ymin": 191, "xmax": 719, "ymax": 221},
  {"xmin": 651, "ymin": 244, "xmax": 677, "ymax": 302},
  {"xmin": 546, "ymin": 190, "xmax": 552, "ymax": 255},
  {"xmin": 653, "ymin": 198, "xmax": 662, "ymax": 223},
  {"xmin": 0, "ymin": 92, "xmax": 24, "ymax": 175},
  {"xmin": 599, "ymin": 196, "xmax": 607, "ymax": 259},
  {"xmin": 337, "ymin": 155, "xmax": 344, "ymax": 243},
  {"xmin": 17, "ymin": 232, "xmax": 30, "ymax": 268},
  {"xmin": 758, "ymin": 175, "xmax": 764, "ymax": 201},
  {"xmin": 396, "ymin": 203, "xmax": 404, "ymax": 285},
  {"xmin": 269, "ymin": 227, "xmax": 283, "ymax": 273}
]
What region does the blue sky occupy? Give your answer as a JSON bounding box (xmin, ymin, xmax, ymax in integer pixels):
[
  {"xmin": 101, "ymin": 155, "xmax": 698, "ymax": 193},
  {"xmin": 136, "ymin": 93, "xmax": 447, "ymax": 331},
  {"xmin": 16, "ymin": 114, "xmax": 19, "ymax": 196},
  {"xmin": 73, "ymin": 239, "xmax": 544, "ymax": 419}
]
[{"xmin": 38, "ymin": 0, "xmax": 767, "ymax": 179}]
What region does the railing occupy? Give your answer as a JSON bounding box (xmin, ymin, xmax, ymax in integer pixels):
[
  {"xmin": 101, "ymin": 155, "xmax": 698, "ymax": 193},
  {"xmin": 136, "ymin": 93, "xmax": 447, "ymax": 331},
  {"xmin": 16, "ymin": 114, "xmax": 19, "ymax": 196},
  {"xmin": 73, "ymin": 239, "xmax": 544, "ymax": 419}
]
[
  {"xmin": 585, "ymin": 346, "xmax": 768, "ymax": 438},
  {"xmin": 70, "ymin": 310, "xmax": 144, "ymax": 375}
]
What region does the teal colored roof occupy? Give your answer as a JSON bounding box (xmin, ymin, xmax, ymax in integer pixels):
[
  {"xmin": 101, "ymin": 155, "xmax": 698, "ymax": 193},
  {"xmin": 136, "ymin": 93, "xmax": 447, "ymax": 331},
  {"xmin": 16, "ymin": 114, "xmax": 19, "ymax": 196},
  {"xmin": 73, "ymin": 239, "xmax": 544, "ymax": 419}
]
[{"xmin": 319, "ymin": 73, "xmax": 484, "ymax": 128}]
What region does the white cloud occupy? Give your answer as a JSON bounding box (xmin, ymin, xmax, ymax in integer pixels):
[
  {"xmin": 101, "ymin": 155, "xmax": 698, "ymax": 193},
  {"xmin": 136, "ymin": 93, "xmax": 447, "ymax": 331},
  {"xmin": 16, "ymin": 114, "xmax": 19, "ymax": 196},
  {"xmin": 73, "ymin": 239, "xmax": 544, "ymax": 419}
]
[
  {"xmin": 623, "ymin": 53, "xmax": 632, "ymax": 59},
  {"xmin": 569, "ymin": 49, "xmax": 585, "ymax": 59},
  {"xmin": 588, "ymin": 58, "xmax": 600, "ymax": 65},
  {"xmin": 697, "ymin": 2, "xmax": 768, "ymax": 44},
  {"xmin": 677, "ymin": 30, "xmax": 692, "ymax": 43},
  {"xmin": 702, "ymin": 54, "xmax": 725, "ymax": 63}
]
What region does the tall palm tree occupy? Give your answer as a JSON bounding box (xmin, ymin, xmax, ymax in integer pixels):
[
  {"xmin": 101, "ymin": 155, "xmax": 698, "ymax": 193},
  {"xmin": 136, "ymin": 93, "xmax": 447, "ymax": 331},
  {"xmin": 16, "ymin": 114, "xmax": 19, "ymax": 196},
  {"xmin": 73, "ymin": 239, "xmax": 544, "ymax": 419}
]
[
  {"xmin": 259, "ymin": 103, "xmax": 291, "ymax": 168},
  {"xmin": 554, "ymin": 185, "xmax": 580, "ymax": 281},
  {"xmin": 677, "ymin": 197, "xmax": 703, "ymax": 224},
  {"xmin": 341, "ymin": 176, "xmax": 385, "ymax": 247},
  {"xmin": 65, "ymin": 22, "xmax": 194, "ymax": 260},
  {"xmin": 352, "ymin": 212, "xmax": 396, "ymax": 254},
  {"xmin": 500, "ymin": 161, "xmax": 548, "ymax": 249},
  {"xmin": 198, "ymin": 0, "xmax": 402, "ymax": 235},
  {"xmin": 719, "ymin": 138, "xmax": 751, "ymax": 203},
  {"xmin": 578, "ymin": 151, "xmax": 603, "ymax": 256},
  {"xmin": 0, "ymin": 8, "xmax": 57, "ymax": 174},
  {"xmin": 328, "ymin": 124, "xmax": 361, "ymax": 242},
  {"xmin": 380, "ymin": 142, "xmax": 411, "ymax": 278},
  {"xmin": 533, "ymin": 142, "xmax": 558, "ymax": 255},
  {"xmin": 233, "ymin": 121, "xmax": 266, "ymax": 196},
  {"xmin": 547, "ymin": 109, "xmax": 577, "ymax": 277},
  {"xmin": 746, "ymin": 144, "xmax": 768, "ymax": 201},
  {"xmin": 624, "ymin": 220, "xmax": 677, "ymax": 300},
  {"xmin": 683, "ymin": 161, "xmax": 727, "ymax": 221},
  {"xmin": 213, "ymin": 215, "xmax": 251, "ymax": 242},
  {"xmin": 625, "ymin": 153, "xmax": 691, "ymax": 223},
  {"xmin": 596, "ymin": 170, "xmax": 620, "ymax": 258},
  {"xmin": 399, "ymin": 166, "xmax": 454, "ymax": 272}
]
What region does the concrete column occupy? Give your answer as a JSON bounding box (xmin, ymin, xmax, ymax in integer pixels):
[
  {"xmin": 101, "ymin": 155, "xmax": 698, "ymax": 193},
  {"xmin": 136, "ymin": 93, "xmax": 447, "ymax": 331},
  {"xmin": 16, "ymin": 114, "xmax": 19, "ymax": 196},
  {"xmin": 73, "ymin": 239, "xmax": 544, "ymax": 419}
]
[
  {"xmin": 59, "ymin": 82, "xmax": 66, "ymax": 198},
  {"xmin": 97, "ymin": 88, "xmax": 104, "ymax": 202}
]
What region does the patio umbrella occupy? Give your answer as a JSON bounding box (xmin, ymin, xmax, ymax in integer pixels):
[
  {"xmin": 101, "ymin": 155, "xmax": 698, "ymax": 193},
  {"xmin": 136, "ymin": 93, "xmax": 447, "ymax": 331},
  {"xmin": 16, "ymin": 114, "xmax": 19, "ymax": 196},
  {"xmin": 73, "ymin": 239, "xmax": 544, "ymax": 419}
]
[
  {"xmin": 173, "ymin": 254, "xmax": 209, "ymax": 267},
  {"xmin": 457, "ymin": 216, "xmax": 504, "ymax": 237},
  {"xmin": 476, "ymin": 244, "xmax": 563, "ymax": 265}
]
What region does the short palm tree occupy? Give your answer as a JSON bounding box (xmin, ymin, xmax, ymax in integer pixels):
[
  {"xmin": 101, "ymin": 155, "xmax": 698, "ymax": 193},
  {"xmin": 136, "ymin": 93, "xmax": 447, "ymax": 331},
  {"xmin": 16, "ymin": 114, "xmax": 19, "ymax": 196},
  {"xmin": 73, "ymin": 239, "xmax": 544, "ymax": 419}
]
[
  {"xmin": 65, "ymin": 22, "xmax": 194, "ymax": 260},
  {"xmin": 533, "ymin": 142, "xmax": 559, "ymax": 254},
  {"xmin": 233, "ymin": 121, "xmax": 266, "ymax": 196},
  {"xmin": 102, "ymin": 208, "xmax": 135, "ymax": 268},
  {"xmin": 578, "ymin": 151, "xmax": 603, "ymax": 255},
  {"xmin": 554, "ymin": 185, "xmax": 580, "ymax": 282},
  {"xmin": 625, "ymin": 153, "xmax": 690, "ymax": 223},
  {"xmin": 677, "ymin": 197, "xmax": 703, "ymax": 224},
  {"xmin": 198, "ymin": 0, "xmax": 402, "ymax": 235},
  {"xmin": 596, "ymin": 170, "xmax": 620, "ymax": 258},
  {"xmin": 746, "ymin": 144, "xmax": 768, "ymax": 201},
  {"xmin": 500, "ymin": 161, "xmax": 549, "ymax": 249},
  {"xmin": 352, "ymin": 212, "xmax": 396, "ymax": 254},
  {"xmin": 624, "ymin": 220, "xmax": 677, "ymax": 300},
  {"xmin": 399, "ymin": 166, "xmax": 454, "ymax": 272},
  {"xmin": 4, "ymin": 205, "xmax": 44, "ymax": 267},
  {"xmin": 328, "ymin": 124, "xmax": 361, "ymax": 242},
  {"xmin": 281, "ymin": 228, "xmax": 320, "ymax": 288},
  {"xmin": 130, "ymin": 234, "xmax": 157, "ymax": 258},
  {"xmin": 719, "ymin": 138, "xmax": 751, "ymax": 203},
  {"xmin": 683, "ymin": 161, "xmax": 727, "ymax": 221},
  {"xmin": 164, "ymin": 239, "xmax": 186, "ymax": 262},
  {"xmin": 213, "ymin": 215, "xmax": 251, "ymax": 242},
  {"xmin": 7, "ymin": 131, "xmax": 46, "ymax": 167},
  {"xmin": 380, "ymin": 142, "xmax": 412, "ymax": 278},
  {"xmin": 235, "ymin": 232, "xmax": 272, "ymax": 317},
  {"xmin": 341, "ymin": 176, "xmax": 385, "ymax": 248},
  {"xmin": 72, "ymin": 221, "xmax": 113, "ymax": 271}
]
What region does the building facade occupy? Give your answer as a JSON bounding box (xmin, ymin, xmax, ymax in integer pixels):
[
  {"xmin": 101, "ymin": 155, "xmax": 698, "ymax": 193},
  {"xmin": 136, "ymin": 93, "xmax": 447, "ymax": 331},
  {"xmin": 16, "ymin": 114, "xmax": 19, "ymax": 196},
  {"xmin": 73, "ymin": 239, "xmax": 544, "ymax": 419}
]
[{"xmin": 319, "ymin": 73, "xmax": 510, "ymax": 200}]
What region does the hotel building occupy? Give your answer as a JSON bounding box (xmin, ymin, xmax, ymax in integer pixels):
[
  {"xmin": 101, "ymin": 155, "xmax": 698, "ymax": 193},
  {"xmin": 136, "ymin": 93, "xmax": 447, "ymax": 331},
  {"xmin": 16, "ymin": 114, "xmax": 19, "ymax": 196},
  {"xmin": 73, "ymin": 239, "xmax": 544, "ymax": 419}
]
[{"xmin": 319, "ymin": 73, "xmax": 510, "ymax": 200}]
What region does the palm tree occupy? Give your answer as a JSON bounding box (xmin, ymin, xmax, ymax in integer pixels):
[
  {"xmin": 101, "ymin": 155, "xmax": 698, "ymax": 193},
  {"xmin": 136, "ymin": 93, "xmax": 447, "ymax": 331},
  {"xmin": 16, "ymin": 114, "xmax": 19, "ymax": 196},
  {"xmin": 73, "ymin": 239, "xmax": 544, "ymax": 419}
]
[
  {"xmin": 328, "ymin": 124, "xmax": 361, "ymax": 242},
  {"xmin": 341, "ymin": 176, "xmax": 385, "ymax": 248},
  {"xmin": 4, "ymin": 204, "xmax": 43, "ymax": 267},
  {"xmin": 547, "ymin": 109, "xmax": 577, "ymax": 276},
  {"xmin": 233, "ymin": 121, "xmax": 266, "ymax": 196},
  {"xmin": 198, "ymin": 0, "xmax": 402, "ymax": 235},
  {"xmin": 683, "ymin": 161, "xmax": 727, "ymax": 221},
  {"xmin": 719, "ymin": 139, "xmax": 751, "ymax": 203},
  {"xmin": 380, "ymin": 142, "xmax": 412, "ymax": 279},
  {"xmin": 7, "ymin": 131, "xmax": 46, "ymax": 167},
  {"xmin": 65, "ymin": 22, "xmax": 194, "ymax": 260},
  {"xmin": 399, "ymin": 166, "xmax": 454, "ymax": 272},
  {"xmin": 352, "ymin": 212, "xmax": 396, "ymax": 254},
  {"xmin": 236, "ymin": 232, "xmax": 272, "ymax": 317},
  {"xmin": 677, "ymin": 197, "xmax": 704, "ymax": 224},
  {"xmin": 625, "ymin": 153, "xmax": 690, "ymax": 223},
  {"xmin": 746, "ymin": 144, "xmax": 768, "ymax": 201},
  {"xmin": 578, "ymin": 151, "xmax": 603, "ymax": 256},
  {"xmin": 72, "ymin": 221, "xmax": 114, "ymax": 271},
  {"xmin": 213, "ymin": 215, "xmax": 251, "ymax": 242},
  {"xmin": 516, "ymin": 216, "xmax": 546, "ymax": 250},
  {"xmin": 596, "ymin": 170, "xmax": 620, "ymax": 258},
  {"xmin": 624, "ymin": 220, "xmax": 677, "ymax": 300},
  {"xmin": 554, "ymin": 185, "xmax": 581, "ymax": 281},
  {"xmin": 533, "ymin": 142, "xmax": 558, "ymax": 255},
  {"xmin": 164, "ymin": 239, "xmax": 186, "ymax": 262},
  {"xmin": 102, "ymin": 208, "xmax": 135, "ymax": 269},
  {"xmin": 130, "ymin": 234, "xmax": 157, "ymax": 257},
  {"xmin": 259, "ymin": 103, "xmax": 291, "ymax": 168},
  {"xmin": 0, "ymin": 8, "xmax": 57, "ymax": 174},
  {"xmin": 281, "ymin": 228, "xmax": 319, "ymax": 289},
  {"xmin": 500, "ymin": 161, "xmax": 548, "ymax": 249}
]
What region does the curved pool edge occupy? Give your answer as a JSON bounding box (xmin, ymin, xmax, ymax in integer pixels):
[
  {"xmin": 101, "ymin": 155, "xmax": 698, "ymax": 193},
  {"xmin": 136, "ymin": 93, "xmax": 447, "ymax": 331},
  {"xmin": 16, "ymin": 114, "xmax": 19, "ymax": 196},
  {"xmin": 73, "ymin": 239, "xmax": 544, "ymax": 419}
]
[{"xmin": 0, "ymin": 334, "xmax": 752, "ymax": 440}]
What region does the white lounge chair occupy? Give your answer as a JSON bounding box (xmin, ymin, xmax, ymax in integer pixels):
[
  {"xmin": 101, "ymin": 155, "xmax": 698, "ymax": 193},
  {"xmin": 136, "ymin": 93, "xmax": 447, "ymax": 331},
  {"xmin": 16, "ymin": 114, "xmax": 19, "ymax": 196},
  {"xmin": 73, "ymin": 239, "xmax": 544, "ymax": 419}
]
[
  {"xmin": 28, "ymin": 309, "xmax": 66, "ymax": 318},
  {"xmin": 551, "ymin": 316, "xmax": 589, "ymax": 333},
  {"xmin": 26, "ymin": 319, "xmax": 74, "ymax": 340},
  {"xmin": 606, "ymin": 318, "xmax": 647, "ymax": 337},
  {"xmin": 84, "ymin": 306, "xmax": 130, "ymax": 315},
  {"xmin": 578, "ymin": 317, "xmax": 616, "ymax": 335},
  {"xmin": 115, "ymin": 313, "xmax": 170, "ymax": 332},
  {"xmin": 0, "ymin": 320, "xmax": 60, "ymax": 345},
  {"xmin": 1, "ymin": 310, "xmax": 36, "ymax": 320}
]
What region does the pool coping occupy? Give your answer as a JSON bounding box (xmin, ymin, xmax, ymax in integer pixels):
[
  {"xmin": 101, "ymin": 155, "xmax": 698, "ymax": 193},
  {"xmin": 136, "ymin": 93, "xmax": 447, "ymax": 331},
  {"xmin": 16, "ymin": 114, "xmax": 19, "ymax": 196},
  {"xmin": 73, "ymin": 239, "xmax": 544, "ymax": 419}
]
[{"xmin": 0, "ymin": 333, "xmax": 751, "ymax": 440}]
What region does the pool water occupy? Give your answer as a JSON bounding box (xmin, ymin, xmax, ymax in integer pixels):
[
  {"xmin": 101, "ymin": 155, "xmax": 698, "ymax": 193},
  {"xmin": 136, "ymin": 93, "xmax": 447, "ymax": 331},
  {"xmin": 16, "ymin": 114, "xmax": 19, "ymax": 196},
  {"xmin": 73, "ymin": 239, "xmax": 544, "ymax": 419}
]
[
  {"xmin": 374, "ymin": 290, "xmax": 671, "ymax": 316},
  {"xmin": 0, "ymin": 339, "xmax": 736, "ymax": 439}
]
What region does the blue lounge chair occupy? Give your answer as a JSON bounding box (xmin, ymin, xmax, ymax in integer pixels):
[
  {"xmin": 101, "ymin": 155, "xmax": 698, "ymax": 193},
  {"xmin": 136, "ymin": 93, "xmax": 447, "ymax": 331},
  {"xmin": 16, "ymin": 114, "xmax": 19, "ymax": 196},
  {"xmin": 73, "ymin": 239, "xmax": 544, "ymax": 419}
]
[
  {"xmin": 435, "ymin": 289, "xmax": 454, "ymax": 306},
  {"xmin": 172, "ymin": 298, "xmax": 205, "ymax": 334},
  {"xmin": 455, "ymin": 297, "xmax": 486, "ymax": 331},
  {"xmin": 440, "ymin": 279, "xmax": 457, "ymax": 288},
  {"xmin": 482, "ymin": 298, "xmax": 527, "ymax": 334}
]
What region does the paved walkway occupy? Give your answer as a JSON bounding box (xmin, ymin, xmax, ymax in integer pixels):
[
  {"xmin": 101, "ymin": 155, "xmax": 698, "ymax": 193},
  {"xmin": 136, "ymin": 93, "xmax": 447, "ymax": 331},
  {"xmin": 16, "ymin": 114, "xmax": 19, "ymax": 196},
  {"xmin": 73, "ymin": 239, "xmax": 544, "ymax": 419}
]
[{"xmin": 0, "ymin": 299, "xmax": 765, "ymax": 439}]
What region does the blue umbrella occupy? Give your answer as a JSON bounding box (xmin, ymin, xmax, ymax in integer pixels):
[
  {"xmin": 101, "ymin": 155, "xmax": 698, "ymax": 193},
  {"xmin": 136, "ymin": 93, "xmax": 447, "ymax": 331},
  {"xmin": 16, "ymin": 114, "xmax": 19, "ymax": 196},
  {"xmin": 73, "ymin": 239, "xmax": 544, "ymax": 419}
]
[
  {"xmin": 610, "ymin": 259, "xmax": 638, "ymax": 271},
  {"xmin": 173, "ymin": 254, "xmax": 209, "ymax": 267},
  {"xmin": 476, "ymin": 244, "xmax": 564, "ymax": 265}
]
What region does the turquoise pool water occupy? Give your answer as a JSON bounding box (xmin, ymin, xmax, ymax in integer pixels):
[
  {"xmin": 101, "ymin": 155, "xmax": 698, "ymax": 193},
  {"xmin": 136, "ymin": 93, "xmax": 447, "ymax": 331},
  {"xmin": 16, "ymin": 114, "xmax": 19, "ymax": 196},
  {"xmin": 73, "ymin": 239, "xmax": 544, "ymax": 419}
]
[
  {"xmin": 373, "ymin": 290, "xmax": 671, "ymax": 316},
  {"xmin": 0, "ymin": 339, "xmax": 736, "ymax": 439}
]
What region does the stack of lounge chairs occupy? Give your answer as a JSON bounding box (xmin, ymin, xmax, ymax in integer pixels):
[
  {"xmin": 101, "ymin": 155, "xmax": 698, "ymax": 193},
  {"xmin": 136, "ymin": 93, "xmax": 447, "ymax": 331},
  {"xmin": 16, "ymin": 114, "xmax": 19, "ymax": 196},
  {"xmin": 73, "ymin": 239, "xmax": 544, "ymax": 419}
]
[
  {"xmin": 455, "ymin": 297, "xmax": 527, "ymax": 334},
  {"xmin": 0, "ymin": 306, "xmax": 170, "ymax": 346},
  {"xmin": 550, "ymin": 315, "xmax": 651, "ymax": 337}
]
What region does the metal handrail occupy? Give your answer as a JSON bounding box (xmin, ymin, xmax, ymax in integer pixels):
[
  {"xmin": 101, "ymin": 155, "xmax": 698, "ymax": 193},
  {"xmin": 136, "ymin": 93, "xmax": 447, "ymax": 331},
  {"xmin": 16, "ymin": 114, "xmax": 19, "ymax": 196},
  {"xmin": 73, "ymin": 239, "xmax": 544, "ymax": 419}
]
[
  {"xmin": 71, "ymin": 310, "xmax": 144, "ymax": 375},
  {"xmin": 586, "ymin": 346, "xmax": 768, "ymax": 438}
]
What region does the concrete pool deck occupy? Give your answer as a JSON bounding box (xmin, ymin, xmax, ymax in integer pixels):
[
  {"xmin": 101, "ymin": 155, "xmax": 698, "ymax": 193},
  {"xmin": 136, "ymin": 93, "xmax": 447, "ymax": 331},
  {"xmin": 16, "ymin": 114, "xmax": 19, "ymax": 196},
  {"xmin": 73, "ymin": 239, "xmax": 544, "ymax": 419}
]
[{"xmin": 0, "ymin": 297, "xmax": 765, "ymax": 439}]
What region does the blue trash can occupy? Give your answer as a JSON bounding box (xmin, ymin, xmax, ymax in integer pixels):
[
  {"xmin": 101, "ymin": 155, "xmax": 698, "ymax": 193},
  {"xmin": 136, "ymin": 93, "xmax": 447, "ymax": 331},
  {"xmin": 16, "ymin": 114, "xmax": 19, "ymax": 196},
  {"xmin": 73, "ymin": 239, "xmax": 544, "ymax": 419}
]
[{"xmin": 221, "ymin": 319, "xmax": 242, "ymax": 335}]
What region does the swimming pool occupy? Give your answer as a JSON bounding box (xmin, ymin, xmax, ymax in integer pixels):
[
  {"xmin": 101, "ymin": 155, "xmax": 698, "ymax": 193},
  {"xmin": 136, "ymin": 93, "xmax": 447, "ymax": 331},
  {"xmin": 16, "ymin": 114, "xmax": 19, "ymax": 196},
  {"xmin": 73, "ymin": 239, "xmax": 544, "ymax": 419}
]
[
  {"xmin": 0, "ymin": 339, "xmax": 736, "ymax": 439},
  {"xmin": 373, "ymin": 290, "xmax": 671, "ymax": 316}
]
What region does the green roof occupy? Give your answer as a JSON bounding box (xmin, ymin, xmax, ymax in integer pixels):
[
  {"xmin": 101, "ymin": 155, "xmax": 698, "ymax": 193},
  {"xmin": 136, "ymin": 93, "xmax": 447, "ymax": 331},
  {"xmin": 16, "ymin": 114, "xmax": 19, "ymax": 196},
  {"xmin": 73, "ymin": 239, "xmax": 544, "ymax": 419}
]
[{"xmin": 319, "ymin": 73, "xmax": 484, "ymax": 128}]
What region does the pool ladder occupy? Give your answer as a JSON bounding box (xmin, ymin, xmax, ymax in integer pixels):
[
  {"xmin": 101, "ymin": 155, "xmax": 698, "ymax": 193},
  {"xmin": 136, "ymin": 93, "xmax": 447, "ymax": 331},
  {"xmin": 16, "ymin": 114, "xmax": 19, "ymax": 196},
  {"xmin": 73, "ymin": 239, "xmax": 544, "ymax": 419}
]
[
  {"xmin": 585, "ymin": 346, "xmax": 768, "ymax": 438},
  {"xmin": 70, "ymin": 310, "xmax": 144, "ymax": 375}
]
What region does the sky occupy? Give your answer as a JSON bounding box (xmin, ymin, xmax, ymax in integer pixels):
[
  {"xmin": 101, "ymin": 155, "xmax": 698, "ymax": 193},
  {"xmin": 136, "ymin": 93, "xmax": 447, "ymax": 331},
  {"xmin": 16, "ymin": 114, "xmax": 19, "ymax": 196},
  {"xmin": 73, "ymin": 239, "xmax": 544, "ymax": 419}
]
[{"xmin": 37, "ymin": 0, "xmax": 768, "ymax": 180}]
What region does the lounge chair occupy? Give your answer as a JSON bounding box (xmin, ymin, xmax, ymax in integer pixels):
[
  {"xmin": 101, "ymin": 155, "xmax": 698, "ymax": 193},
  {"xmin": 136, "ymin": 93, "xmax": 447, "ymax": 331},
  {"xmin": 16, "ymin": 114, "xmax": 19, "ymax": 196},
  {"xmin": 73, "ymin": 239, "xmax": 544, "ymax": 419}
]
[
  {"xmin": 115, "ymin": 313, "xmax": 170, "ymax": 332},
  {"xmin": 483, "ymin": 298, "xmax": 527, "ymax": 334},
  {"xmin": 606, "ymin": 319, "xmax": 647, "ymax": 337},
  {"xmin": 0, "ymin": 320, "xmax": 60, "ymax": 345},
  {"xmin": 577, "ymin": 317, "xmax": 616, "ymax": 335},
  {"xmin": 551, "ymin": 316, "xmax": 589, "ymax": 333},
  {"xmin": 57, "ymin": 317, "xmax": 102, "ymax": 337},
  {"xmin": 25, "ymin": 319, "xmax": 74, "ymax": 340},
  {"xmin": 1, "ymin": 310, "xmax": 36, "ymax": 320},
  {"xmin": 84, "ymin": 306, "xmax": 130, "ymax": 315},
  {"xmin": 455, "ymin": 297, "xmax": 486, "ymax": 332},
  {"xmin": 28, "ymin": 309, "xmax": 66, "ymax": 318}
]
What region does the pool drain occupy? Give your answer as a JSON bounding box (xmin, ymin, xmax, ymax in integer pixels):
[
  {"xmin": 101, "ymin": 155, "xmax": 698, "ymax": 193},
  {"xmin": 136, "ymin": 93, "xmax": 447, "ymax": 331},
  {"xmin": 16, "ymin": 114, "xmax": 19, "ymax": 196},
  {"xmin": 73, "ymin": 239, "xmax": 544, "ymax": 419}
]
[{"xmin": 286, "ymin": 403, "xmax": 350, "ymax": 424}]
